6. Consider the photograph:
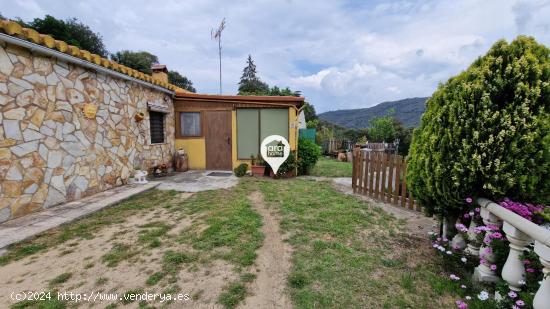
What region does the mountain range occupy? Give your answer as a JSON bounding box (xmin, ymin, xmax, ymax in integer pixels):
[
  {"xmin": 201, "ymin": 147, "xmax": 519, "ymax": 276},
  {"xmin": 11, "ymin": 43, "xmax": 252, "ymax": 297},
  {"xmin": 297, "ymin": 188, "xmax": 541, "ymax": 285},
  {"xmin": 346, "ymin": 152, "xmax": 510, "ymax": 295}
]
[{"xmin": 318, "ymin": 97, "xmax": 429, "ymax": 128}]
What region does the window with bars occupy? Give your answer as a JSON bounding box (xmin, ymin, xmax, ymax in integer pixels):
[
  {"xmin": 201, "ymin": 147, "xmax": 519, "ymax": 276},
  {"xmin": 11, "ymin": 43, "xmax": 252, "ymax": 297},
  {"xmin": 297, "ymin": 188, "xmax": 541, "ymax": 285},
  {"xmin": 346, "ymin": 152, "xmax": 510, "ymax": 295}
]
[{"xmin": 149, "ymin": 111, "xmax": 165, "ymax": 144}]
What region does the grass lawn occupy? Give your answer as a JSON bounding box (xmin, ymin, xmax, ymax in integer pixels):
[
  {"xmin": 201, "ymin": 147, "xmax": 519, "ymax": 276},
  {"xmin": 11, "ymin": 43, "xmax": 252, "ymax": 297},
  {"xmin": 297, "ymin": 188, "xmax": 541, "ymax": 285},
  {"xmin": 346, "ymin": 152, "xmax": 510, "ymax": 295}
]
[
  {"xmin": 309, "ymin": 157, "xmax": 353, "ymax": 177},
  {"xmin": 1, "ymin": 178, "xmax": 461, "ymax": 308},
  {"xmin": 258, "ymin": 178, "xmax": 456, "ymax": 308}
]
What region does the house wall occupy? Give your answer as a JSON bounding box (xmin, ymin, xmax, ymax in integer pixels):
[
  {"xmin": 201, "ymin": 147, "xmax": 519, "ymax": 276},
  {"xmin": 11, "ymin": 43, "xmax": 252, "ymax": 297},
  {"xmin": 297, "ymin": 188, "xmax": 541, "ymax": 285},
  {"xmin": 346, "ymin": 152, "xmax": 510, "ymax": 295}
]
[
  {"xmin": 0, "ymin": 42, "xmax": 174, "ymax": 223},
  {"xmin": 174, "ymin": 138, "xmax": 206, "ymax": 169}
]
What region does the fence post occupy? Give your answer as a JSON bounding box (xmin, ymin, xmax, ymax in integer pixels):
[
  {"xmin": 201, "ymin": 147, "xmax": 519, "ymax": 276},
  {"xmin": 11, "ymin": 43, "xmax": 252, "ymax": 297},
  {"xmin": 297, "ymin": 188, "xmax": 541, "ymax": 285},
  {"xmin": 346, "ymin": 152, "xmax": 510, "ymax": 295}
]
[
  {"xmin": 387, "ymin": 154, "xmax": 394, "ymax": 204},
  {"xmin": 352, "ymin": 147, "xmax": 360, "ymax": 193},
  {"xmin": 400, "ymin": 159, "xmax": 407, "ymax": 208}
]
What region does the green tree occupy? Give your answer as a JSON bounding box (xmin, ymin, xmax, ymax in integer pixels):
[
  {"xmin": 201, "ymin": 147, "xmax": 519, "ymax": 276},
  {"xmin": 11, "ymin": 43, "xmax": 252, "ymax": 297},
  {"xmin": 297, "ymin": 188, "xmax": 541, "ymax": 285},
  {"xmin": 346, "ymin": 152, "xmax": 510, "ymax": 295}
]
[
  {"xmin": 368, "ymin": 109, "xmax": 397, "ymax": 142},
  {"xmin": 168, "ymin": 70, "xmax": 196, "ymax": 93},
  {"xmin": 268, "ymin": 86, "xmax": 301, "ymax": 96},
  {"xmin": 110, "ymin": 50, "xmax": 158, "ymax": 74},
  {"xmin": 19, "ymin": 15, "xmax": 108, "ymax": 57},
  {"xmin": 302, "ymin": 102, "xmax": 317, "ymax": 122},
  {"xmin": 393, "ymin": 118, "xmax": 413, "ymax": 156},
  {"xmin": 238, "ymin": 55, "xmax": 269, "ymax": 95},
  {"xmin": 407, "ymin": 36, "xmax": 550, "ymax": 219}
]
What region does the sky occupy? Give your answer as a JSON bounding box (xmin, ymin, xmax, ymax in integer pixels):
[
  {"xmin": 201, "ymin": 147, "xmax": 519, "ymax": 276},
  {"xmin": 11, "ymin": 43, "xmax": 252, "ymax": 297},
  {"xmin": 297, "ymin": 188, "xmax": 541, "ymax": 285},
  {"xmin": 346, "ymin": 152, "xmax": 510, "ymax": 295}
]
[{"xmin": 1, "ymin": 0, "xmax": 550, "ymax": 113}]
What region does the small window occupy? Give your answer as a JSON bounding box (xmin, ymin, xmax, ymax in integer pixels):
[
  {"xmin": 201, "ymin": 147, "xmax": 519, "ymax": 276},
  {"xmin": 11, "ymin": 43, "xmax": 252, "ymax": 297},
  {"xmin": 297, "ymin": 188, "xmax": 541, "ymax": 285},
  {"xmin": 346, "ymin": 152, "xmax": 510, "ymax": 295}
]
[
  {"xmin": 180, "ymin": 112, "xmax": 201, "ymax": 136},
  {"xmin": 149, "ymin": 111, "xmax": 165, "ymax": 144}
]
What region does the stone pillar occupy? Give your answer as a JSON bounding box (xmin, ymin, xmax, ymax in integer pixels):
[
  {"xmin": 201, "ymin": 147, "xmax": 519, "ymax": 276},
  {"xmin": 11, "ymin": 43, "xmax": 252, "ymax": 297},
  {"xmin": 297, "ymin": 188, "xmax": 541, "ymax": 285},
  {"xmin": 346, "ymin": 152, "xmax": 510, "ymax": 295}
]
[
  {"xmin": 473, "ymin": 208, "xmax": 502, "ymax": 283},
  {"xmin": 533, "ymin": 241, "xmax": 550, "ymax": 309},
  {"xmin": 501, "ymin": 222, "xmax": 531, "ymax": 291}
]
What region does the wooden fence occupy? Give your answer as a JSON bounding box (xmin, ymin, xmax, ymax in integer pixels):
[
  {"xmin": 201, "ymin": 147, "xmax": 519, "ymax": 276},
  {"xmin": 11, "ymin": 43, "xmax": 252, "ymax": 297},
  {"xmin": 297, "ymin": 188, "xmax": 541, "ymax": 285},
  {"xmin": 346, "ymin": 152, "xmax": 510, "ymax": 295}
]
[{"xmin": 352, "ymin": 148, "xmax": 421, "ymax": 212}]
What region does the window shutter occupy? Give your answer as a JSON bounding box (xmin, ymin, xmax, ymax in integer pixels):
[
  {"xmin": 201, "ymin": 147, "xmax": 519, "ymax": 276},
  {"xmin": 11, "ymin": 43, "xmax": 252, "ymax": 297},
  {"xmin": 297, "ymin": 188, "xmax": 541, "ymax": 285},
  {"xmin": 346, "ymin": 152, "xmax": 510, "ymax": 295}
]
[{"xmin": 149, "ymin": 111, "xmax": 165, "ymax": 144}]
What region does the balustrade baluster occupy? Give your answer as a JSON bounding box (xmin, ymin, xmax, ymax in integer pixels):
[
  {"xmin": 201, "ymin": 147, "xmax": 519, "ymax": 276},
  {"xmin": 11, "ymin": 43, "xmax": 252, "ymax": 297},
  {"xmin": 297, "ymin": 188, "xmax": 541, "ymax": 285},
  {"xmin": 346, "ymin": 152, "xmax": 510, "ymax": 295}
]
[
  {"xmin": 501, "ymin": 222, "xmax": 531, "ymax": 291},
  {"xmin": 533, "ymin": 241, "xmax": 550, "ymax": 309},
  {"xmin": 465, "ymin": 218, "xmax": 480, "ymax": 256},
  {"xmin": 473, "ymin": 208, "xmax": 502, "ymax": 283}
]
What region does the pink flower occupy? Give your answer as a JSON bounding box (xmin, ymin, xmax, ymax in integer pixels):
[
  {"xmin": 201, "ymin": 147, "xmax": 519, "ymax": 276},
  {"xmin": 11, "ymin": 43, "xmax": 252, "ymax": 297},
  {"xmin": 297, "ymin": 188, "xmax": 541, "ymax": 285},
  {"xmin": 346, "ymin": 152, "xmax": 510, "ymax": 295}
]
[
  {"xmin": 475, "ymin": 207, "xmax": 480, "ymax": 212},
  {"xmin": 490, "ymin": 264, "xmax": 497, "ymax": 271},
  {"xmin": 450, "ymin": 274, "xmax": 460, "ymax": 281},
  {"xmin": 523, "ymin": 260, "xmax": 531, "ymax": 265},
  {"xmin": 508, "ymin": 291, "xmax": 517, "ymax": 298},
  {"xmin": 460, "ymin": 284, "xmax": 467, "ymax": 289},
  {"xmin": 455, "ymin": 300, "xmax": 468, "ymax": 309},
  {"xmin": 463, "ymin": 213, "xmax": 470, "ymax": 219},
  {"xmin": 466, "ymin": 197, "xmax": 473, "ymax": 204},
  {"xmin": 526, "ymin": 268, "xmax": 535, "ymax": 273},
  {"xmin": 516, "ymin": 299, "xmax": 525, "ymax": 306},
  {"xmin": 490, "ymin": 232, "xmax": 503, "ymax": 239}
]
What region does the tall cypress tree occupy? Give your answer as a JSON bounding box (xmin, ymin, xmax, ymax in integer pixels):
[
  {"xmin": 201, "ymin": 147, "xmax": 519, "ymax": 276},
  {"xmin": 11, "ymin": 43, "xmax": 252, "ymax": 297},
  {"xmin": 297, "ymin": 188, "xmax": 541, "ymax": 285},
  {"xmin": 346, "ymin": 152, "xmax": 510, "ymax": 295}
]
[{"xmin": 407, "ymin": 36, "xmax": 550, "ymax": 219}]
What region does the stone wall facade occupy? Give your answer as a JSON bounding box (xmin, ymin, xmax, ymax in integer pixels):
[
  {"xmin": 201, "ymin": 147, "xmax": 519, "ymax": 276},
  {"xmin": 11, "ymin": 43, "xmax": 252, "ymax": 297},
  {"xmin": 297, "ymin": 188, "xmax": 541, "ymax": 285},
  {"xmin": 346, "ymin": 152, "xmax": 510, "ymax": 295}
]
[{"xmin": 0, "ymin": 42, "xmax": 175, "ymax": 223}]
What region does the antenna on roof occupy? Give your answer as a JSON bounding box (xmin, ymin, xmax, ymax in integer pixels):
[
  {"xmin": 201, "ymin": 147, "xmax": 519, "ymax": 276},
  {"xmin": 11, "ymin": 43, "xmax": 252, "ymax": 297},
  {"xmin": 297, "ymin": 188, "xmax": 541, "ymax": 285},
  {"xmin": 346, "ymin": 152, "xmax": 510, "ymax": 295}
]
[{"xmin": 211, "ymin": 18, "xmax": 226, "ymax": 95}]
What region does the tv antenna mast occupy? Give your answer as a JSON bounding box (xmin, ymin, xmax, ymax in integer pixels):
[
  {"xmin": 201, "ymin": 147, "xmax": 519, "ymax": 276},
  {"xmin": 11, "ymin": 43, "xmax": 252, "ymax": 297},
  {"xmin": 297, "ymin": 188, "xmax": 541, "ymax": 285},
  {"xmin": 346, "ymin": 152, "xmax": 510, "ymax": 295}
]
[{"xmin": 211, "ymin": 18, "xmax": 226, "ymax": 94}]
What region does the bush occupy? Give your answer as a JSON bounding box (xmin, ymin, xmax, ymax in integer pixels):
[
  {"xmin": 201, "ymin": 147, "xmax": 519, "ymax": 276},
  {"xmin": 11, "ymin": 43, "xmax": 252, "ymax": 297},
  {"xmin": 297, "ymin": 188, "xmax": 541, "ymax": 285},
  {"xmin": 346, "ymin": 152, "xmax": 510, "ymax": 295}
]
[
  {"xmin": 233, "ymin": 163, "xmax": 248, "ymax": 177},
  {"xmin": 407, "ymin": 36, "xmax": 550, "ymax": 218},
  {"xmin": 266, "ymin": 151, "xmax": 296, "ymax": 178},
  {"xmin": 297, "ymin": 138, "xmax": 321, "ymax": 175}
]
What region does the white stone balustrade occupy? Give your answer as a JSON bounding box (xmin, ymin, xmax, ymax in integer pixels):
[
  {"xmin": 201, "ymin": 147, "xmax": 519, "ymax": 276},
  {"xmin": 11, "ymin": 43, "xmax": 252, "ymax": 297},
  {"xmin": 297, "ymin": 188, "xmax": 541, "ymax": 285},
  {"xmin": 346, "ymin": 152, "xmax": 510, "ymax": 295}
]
[{"xmin": 471, "ymin": 198, "xmax": 550, "ymax": 309}]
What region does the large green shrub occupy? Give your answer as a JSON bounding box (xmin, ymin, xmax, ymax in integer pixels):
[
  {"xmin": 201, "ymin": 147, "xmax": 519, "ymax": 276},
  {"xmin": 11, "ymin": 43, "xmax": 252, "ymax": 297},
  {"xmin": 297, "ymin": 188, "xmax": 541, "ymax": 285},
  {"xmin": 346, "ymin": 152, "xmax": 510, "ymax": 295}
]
[
  {"xmin": 297, "ymin": 138, "xmax": 321, "ymax": 175},
  {"xmin": 408, "ymin": 36, "xmax": 550, "ymax": 217}
]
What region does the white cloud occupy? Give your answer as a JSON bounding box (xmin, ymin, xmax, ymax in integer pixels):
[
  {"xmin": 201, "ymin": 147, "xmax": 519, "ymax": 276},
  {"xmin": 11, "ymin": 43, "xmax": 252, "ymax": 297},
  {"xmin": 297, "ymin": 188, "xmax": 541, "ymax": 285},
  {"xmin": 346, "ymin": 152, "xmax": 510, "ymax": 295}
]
[{"xmin": 1, "ymin": 0, "xmax": 549, "ymax": 112}]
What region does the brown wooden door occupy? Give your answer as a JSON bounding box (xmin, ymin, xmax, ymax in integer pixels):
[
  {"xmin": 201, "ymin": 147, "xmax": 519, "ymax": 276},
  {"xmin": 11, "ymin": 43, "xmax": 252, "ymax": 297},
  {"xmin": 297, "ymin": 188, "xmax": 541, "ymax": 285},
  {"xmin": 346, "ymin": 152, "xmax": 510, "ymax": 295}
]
[{"xmin": 205, "ymin": 111, "xmax": 232, "ymax": 170}]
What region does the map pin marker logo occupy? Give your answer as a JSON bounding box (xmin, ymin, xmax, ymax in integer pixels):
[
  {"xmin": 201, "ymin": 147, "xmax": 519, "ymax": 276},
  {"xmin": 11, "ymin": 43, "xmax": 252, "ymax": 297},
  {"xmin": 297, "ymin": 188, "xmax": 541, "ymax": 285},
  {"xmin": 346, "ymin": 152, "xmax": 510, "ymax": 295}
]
[{"xmin": 260, "ymin": 135, "xmax": 290, "ymax": 175}]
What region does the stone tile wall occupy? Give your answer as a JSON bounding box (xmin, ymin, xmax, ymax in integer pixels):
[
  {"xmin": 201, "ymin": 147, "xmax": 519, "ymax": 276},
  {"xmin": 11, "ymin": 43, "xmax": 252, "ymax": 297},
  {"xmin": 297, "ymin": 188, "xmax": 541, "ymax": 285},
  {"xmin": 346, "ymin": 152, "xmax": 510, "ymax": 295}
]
[{"xmin": 0, "ymin": 42, "xmax": 175, "ymax": 222}]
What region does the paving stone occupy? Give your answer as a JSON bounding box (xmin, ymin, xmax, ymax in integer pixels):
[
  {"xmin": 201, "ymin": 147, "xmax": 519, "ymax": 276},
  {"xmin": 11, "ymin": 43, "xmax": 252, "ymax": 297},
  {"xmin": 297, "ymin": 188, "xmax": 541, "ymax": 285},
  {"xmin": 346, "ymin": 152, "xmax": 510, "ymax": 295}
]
[
  {"xmin": 10, "ymin": 140, "xmax": 39, "ymax": 157},
  {"xmin": 0, "ymin": 46, "xmax": 14, "ymax": 75},
  {"xmin": 0, "ymin": 207, "xmax": 11, "ymax": 224},
  {"xmin": 22, "ymin": 128, "xmax": 45, "ymax": 142},
  {"xmin": 4, "ymin": 107, "xmax": 26, "ymax": 120},
  {"xmin": 47, "ymin": 150, "xmax": 63, "ymax": 168},
  {"xmin": 4, "ymin": 119, "xmax": 22, "ymax": 140},
  {"xmin": 5, "ymin": 165, "xmax": 23, "ymax": 181}
]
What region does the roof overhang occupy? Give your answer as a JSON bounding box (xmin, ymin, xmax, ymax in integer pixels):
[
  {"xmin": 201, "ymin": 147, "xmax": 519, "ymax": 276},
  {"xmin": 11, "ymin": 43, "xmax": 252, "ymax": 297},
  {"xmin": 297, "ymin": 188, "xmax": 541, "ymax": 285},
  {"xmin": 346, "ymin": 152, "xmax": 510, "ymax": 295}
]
[{"xmin": 175, "ymin": 92, "xmax": 305, "ymax": 108}]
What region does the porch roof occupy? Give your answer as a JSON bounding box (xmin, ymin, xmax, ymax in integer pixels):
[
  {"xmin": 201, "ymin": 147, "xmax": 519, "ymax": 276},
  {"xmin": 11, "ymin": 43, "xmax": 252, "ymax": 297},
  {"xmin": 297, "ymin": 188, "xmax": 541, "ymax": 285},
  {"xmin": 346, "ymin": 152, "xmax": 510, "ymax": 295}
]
[{"xmin": 175, "ymin": 91, "xmax": 305, "ymax": 108}]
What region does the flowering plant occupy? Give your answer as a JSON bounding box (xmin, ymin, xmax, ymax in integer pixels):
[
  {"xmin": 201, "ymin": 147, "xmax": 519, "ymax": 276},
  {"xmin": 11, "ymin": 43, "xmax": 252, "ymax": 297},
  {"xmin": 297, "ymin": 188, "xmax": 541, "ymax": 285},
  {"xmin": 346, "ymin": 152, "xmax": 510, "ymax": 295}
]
[
  {"xmin": 494, "ymin": 281, "xmax": 533, "ymax": 309},
  {"xmin": 499, "ymin": 198, "xmax": 547, "ymax": 224}
]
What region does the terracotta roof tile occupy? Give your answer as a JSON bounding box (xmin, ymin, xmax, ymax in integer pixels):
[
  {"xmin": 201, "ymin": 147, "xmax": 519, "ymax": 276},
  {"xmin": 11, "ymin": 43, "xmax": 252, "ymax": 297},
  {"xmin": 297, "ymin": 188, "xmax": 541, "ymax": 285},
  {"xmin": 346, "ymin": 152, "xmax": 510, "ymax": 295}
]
[{"xmin": 0, "ymin": 19, "xmax": 175, "ymax": 92}]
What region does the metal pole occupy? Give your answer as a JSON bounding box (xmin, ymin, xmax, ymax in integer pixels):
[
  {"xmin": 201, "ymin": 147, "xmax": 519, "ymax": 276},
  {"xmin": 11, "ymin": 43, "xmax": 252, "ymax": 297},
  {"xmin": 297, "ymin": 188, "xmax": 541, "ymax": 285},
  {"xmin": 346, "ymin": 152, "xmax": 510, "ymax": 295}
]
[{"xmin": 218, "ymin": 36, "xmax": 222, "ymax": 94}]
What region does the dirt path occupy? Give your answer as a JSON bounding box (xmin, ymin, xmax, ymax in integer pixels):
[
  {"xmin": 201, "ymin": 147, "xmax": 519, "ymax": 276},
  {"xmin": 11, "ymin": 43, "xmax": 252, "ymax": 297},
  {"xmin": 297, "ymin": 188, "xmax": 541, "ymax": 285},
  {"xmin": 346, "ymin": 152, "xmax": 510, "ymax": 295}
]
[{"xmin": 241, "ymin": 191, "xmax": 292, "ymax": 309}]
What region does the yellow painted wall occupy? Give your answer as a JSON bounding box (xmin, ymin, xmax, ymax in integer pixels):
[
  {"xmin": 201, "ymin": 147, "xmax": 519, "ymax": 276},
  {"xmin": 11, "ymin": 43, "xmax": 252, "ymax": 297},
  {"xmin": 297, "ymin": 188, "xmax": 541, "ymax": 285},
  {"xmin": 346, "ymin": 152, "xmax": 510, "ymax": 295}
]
[
  {"xmin": 289, "ymin": 107, "xmax": 298, "ymax": 151},
  {"xmin": 175, "ymin": 138, "xmax": 206, "ymax": 169}
]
